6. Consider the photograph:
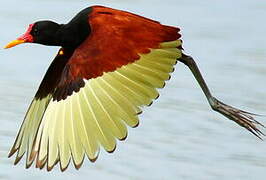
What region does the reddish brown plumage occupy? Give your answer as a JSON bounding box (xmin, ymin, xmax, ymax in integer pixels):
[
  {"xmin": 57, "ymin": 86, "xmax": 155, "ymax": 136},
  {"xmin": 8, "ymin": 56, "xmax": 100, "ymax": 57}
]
[
  {"xmin": 36, "ymin": 6, "xmax": 181, "ymax": 101},
  {"xmin": 59, "ymin": 6, "xmax": 181, "ymax": 90}
]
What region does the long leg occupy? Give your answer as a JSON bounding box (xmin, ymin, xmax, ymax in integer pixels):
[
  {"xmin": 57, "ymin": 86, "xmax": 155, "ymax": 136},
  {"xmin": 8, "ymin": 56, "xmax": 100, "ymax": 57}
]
[{"xmin": 178, "ymin": 54, "xmax": 264, "ymax": 139}]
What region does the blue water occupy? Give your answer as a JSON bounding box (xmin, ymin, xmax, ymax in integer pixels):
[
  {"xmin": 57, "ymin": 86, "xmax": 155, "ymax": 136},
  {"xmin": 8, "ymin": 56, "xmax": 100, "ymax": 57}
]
[{"xmin": 0, "ymin": 0, "xmax": 266, "ymax": 179}]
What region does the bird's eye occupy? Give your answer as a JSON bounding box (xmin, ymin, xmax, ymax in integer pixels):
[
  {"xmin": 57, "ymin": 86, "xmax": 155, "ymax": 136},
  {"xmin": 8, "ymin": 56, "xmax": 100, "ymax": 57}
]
[{"xmin": 33, "ymin": 28, "xmax": 39, "ymax": 35}]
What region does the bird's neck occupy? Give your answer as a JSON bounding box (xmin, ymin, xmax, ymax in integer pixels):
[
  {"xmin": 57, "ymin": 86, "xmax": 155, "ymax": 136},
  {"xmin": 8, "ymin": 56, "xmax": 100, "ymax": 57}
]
[{"xmin": 57, "ymin": 15, "xmax": 91, "ymax": 49}]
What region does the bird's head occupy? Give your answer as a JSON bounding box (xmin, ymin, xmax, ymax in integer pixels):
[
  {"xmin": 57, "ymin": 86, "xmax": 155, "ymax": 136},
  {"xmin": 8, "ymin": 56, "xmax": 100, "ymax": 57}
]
[{"xmin": 5, "ymin": 21, "xmax": 61, "ymax": 49}]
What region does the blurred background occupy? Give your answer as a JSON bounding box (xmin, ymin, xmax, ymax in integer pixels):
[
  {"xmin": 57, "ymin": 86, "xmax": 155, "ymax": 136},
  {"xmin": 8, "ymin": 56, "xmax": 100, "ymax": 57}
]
[{"xmin": 0, "ymin": 0, "xmax": 266, "ymax": 179}]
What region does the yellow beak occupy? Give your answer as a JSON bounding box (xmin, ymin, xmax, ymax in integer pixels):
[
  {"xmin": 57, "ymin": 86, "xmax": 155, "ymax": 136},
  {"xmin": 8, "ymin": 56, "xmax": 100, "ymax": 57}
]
[{"xmin": 4, "ymin": 39, "xmax": 26, "ymax": 49}]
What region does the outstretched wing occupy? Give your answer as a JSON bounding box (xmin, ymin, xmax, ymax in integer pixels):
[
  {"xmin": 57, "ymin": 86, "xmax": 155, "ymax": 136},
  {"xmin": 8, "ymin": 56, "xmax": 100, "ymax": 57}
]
[
  {"xmin": 8, "ymin": 49, "xmax": 74, "ymax": 166},
  {"xmin": 9, "ymin": 6, "xmax": 183, "ymax": 171}
]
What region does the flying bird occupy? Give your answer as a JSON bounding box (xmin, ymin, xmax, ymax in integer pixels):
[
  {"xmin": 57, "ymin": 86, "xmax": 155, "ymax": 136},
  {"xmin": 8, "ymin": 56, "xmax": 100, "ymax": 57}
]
[{"xmin": 5, "ymin": 5, "xmax": 264, "ymax": 171}]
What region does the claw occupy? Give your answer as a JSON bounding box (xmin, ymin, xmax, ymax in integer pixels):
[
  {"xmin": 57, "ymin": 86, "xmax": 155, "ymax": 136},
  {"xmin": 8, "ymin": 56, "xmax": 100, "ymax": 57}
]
[
  {"xmin": 179, "ymin": 55, "xmax": 264, "ymax": 139},
  {"xmin": 211, "ymin": 97, "xmax": 265, "ymax": 140}
]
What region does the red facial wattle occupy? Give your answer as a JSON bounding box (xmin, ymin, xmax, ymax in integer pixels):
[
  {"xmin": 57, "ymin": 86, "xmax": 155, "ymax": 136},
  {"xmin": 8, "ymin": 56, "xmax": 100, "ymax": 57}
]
[
  {"xmin": 17, "ymin": 24, "xmax": 34, "ymax": 42},
  {"xmin": 4, "ymin": 24, "xmax": 34, "ymax": 49}
]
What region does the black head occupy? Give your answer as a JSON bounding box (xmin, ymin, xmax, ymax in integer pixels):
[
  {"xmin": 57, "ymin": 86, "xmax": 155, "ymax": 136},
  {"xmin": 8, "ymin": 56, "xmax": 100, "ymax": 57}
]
[
  {"xmin": 5, "ymin": 20, "xmax": 62, "ymax": 48},
  {"xmin": 30, "ymin": 21, "xmax": 61, "ymax": 46},
  {"xmin": 5, "ymin": 7, "xmax": 91, "ymax": 49}
]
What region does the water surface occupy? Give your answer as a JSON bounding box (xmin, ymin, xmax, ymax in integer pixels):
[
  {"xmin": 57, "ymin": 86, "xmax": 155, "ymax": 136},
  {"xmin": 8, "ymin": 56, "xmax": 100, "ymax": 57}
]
[{"xmin": 0, "ymin": 0, "xmax": 266, "ymax": 179}]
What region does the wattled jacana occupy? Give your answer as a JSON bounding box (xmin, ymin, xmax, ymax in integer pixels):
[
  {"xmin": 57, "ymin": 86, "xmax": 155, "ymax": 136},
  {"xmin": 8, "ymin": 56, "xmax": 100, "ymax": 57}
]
[{"xmin": 5, "ymin": 5, "xmax": 264, "ymax": 171}]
